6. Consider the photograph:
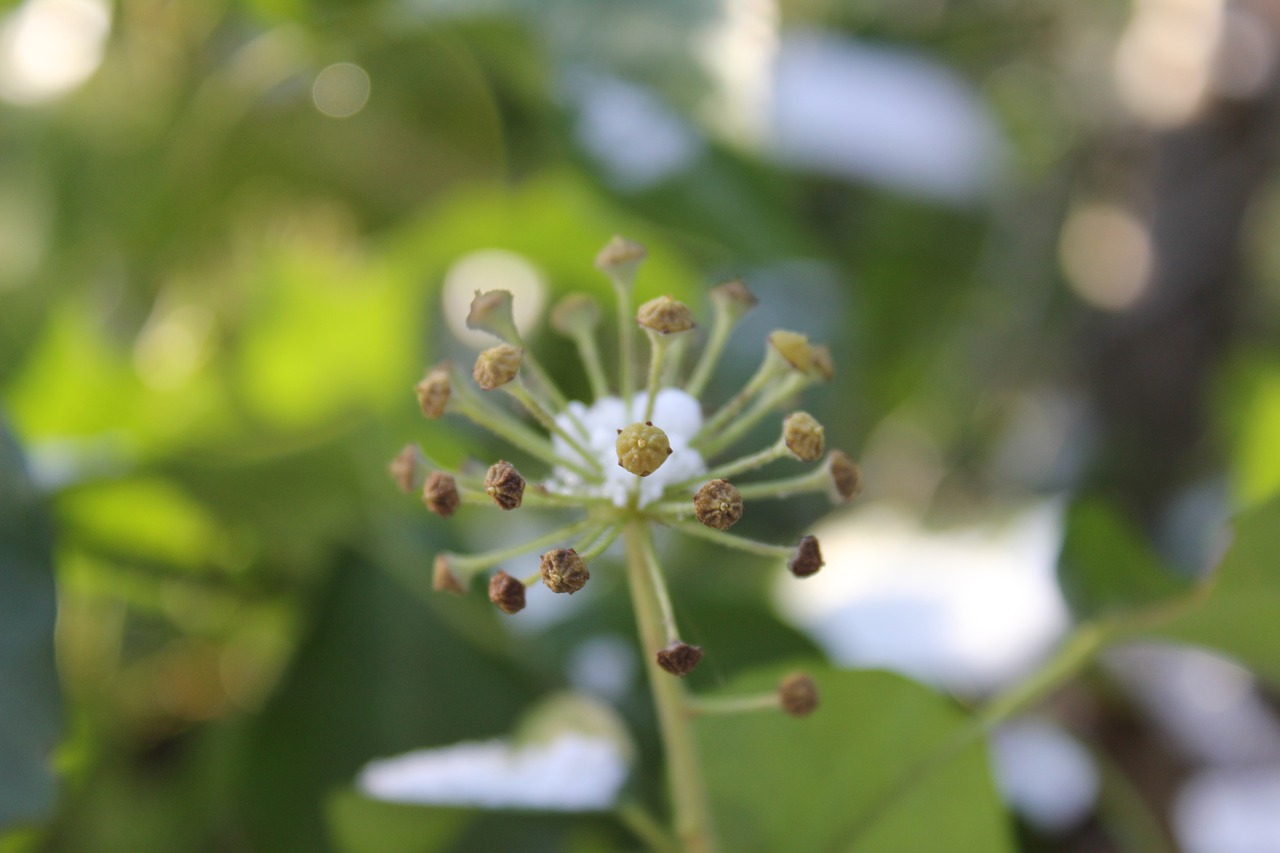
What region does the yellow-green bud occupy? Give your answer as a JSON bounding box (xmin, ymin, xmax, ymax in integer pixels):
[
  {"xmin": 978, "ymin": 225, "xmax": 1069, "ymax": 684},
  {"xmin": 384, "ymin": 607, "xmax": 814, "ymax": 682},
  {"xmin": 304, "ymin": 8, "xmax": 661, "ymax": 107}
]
[
  {"xmin": 656, "ymin": 641, "xmax": 703, "ymax": 676},
  {"xmin": 615, "ymin": 421, "xmax": 673, "ymax": 477},
  {"xmin": 769, "ymin": 330, "xmax": 814, "ymax": 373},
  {"xmin": 789, "ymin": 535, "xmax": 824, "ymax": 578},
  {"xmin": 710, "ymin": 278, "xmax": 757, "ymax": 319},
  {"xmin": 473, "ymin": 344, "xmax": 523, "ymax": 390},
  {"xmin": 810, "ymin": 344, "xmax": 834, "ymax": 381},
  {"xmin": 693, "ymin": 479, "xmax": 744, "ymax": 530},
  {"xmin": 551, "ymin": 293, "xmax": 602, "ymax": 336},
  {"xmin": 415, "ymin": 364, "xmax": 452, "ymax": 418},
  {"xmin": 484, "ymin": 460, "xmax": 525, "ymax": 510},
  {"xmin": 783, "ymin": 412, "xmax": 826, "ymax": 462},
  {"xmin": 828, "ymin": 451, "xmax": 862, "ymax": 502},
  {"xmin": 540, "ymin": 548, "xmax": 590, "ymax": 594},
  {"xmin": 466, "ymin": 289, "xmax": 518, "ymax": 340},
  {"xmin": 432, "ymin": 554, "xmax": 465, "ymax": 595},
  {"xmin": 422, "ymin": 471, "xmax": 460, "ymax": 519},
  {"xmin": 779, "ymin": 672, "xmax": 819, "ymax": 717},
  {"xmin": 488, "ymin": 570, "xmax": 526, "ymax": 614},
  {"xmin": 594, "ymin": 235, "xmax": 647, "ymax": 280},
  {"xmin": 637, "ymin": 295, "xmax": 695, "ymax": 335}
]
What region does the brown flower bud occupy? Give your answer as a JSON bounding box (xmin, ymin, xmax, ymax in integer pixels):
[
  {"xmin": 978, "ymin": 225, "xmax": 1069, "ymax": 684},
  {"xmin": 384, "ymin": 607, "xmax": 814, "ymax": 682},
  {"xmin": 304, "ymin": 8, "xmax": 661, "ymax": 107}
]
[
  {"xmin": 693, "ymin": 479, "xmax": 744, "ymax": 530},
  {"xmin": 473, "ymin": 344, "xmax": 523, "ymax": 390},
  {"xmin": 415, "ymin": 364, "xmax": 452, "ymax": 418},
  {"xmin": 388, "ymin": 444, "xmax": 421, "ymax": 494},
  {"xmin": 488, "ymin": 570, "xmax": 526, "ymax": 614},
  {"xmin": 778, "ymin": 672, "xmax": 819, "ymax": 717},
  {"xmin": 432, "ymin": 554, "xmax": 465, "ymax": 595},
  {"xmin": 550, "ymin": 293, "xmax": 602, "ymax": 336},
  {"xmin": 768, "ymin": 330, "xmax": 813, "ymax": 373},
  {"xmin": 540, "ymin": 548, "xmax": 590, "ymax": 594},
  {"xmin": 783, "ymin": 412, "xmax": 826, "ymax": 462},
  {"xmin": 828, "ymin": 451, "xmax": 862, "ymax": 502},
  {"xmin": 710, "ymin": 278, "xmax": 757, "ymax": 319},
  {"xmin": 616, "ymin": 422, "xmax": 673, "ymax": 477},
  {"xmin": 637, "ymin": 295, "xmax": 695, "ymax": 335},
  {"xmin": 466, "ymin": 289, "xmax": 518, "ymax": 340},
  {"xmin": 656, "ymin": 642, "xmax": 703, "ymax": 676},
  {"xmin": 422, "ymin": 471, "xmax": 460, "ymax": 518},
  {"xmin": 594, "ymin": 235, "xmax": 647, "ymax": 279},
  {"xmin": 484, "ymin": 460, "xmax": 525, "ymax": 510},
  {"xmin": 789, "ymin": 535, "xmax": 824, "ymax": 578},
  {"xmin": 810, "ymin": 344, "xmax": 834, "ymax": 381}
]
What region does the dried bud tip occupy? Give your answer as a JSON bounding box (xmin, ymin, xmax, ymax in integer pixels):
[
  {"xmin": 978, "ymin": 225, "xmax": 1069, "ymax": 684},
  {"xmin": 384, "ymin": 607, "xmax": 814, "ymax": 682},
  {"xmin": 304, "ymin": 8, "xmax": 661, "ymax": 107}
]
[
  {"xmin": 810, "ymin": 344, "xmax": 834, "ymax": 381},
  {"xmin": 637, "ymin": 295, "xmax": 696, "ymax": 335},
  {"xmin": 828, "ymin": 451, "xmax": 862, "ymax": 502},
  {"xmin": 789, "ymin": 535, "xmax": 824, "ymax": 578},
  {"xmin": 779, "ymin": 672, "xmax": 819, "ymax": 717},
  {"xmin": 540, "ymin": 547, "xmax": 590, "ymax": 594},
  {"xmin": 466, "ymin": 289, "xmax": 517, "ymax": 339},
  {"xmin": 783, "ymin": 411, "xmax": 826, "ymax": 462},
  {"xmin": 473, "ymin": 344, "xmax": 523, "ymax": 391},
  {"xmin": 415, "ymin": 364, "xmax": 452, "ymax": 418},
  {"xmin": 551, "ymin": 293, "xmax": 602, "ymax": 336},
  {"xmin": 484, "ymin": 460, "xmax": 525, "ymax": 510},
  {"xmin": 656, "ymin": 642, "xmax": 703, "ymax": 677},
  {"xmin": 488, "ymin": 571, "xmax": 526, "ymax": 614},
  {"xmin": 594, "ymin": 235, "xmax": 647, "ymax": 277},
  {"xmin": 388, "ymin": 444, "xmax": 421, "ymax": 494},
  {"xmin": 693, "ymin": 479, "xmax": 744, "ymax": 530},
  {"xmin": 422, "ymin": 471, "xmax": 460, "ymax": 519},
  {"xmin": 710, "ymin": 278, "xmax": 757, "ymax": 317},
  {"xmin": 432, "ymin": 554, "xmax": 466, "ymax": 595},
  {"xmin": 768, "ymin": 330, "xmax": 814, "ymax": 374},
  {"xmin": 616, "ymin": 422, "xmax": 673, "ymax": 477}
]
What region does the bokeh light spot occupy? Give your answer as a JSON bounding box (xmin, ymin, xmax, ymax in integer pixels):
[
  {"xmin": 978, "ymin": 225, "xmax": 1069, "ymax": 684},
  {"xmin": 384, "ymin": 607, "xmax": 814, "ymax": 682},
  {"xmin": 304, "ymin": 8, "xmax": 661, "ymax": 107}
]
[
  {"xmin": 312, "ymin": 62, "xmax": 370, "ymax": 118},
  {"xmin": 1059, "ymin": 203, "xmax": 1153, "ymax": 312},
  {"xmin": 442, "ymin": 249, "xmax": 546, "ymax": 349}
]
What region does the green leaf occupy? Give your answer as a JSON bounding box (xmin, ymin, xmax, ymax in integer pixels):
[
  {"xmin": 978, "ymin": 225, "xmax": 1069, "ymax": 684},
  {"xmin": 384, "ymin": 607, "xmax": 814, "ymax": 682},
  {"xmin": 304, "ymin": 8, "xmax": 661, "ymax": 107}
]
[
  {"xmin": 698, "ymin": 665, "xmax": 1014, "ymax": 853},
  {"xmin": 0, "ymin": 419, "xmax": 62, "ymax": 829},
  {"xmin": 1057, "ymin": 500, "xmax": 1192, "ymax": 622},
  {"xmin": 327, "ymin": 792, "xmax": 470, "ymax": 853},
  {"xmin": 1155, "ymin": 495, "xmax": 1280, "ymax": 685}
]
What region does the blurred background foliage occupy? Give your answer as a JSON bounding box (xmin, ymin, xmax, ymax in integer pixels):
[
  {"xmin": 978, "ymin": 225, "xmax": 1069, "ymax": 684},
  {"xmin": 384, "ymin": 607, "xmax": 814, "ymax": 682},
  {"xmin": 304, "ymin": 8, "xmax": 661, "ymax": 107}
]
[{"xmin": 4, "ymin": 0, "xmax": 1280, "ymax": 851}]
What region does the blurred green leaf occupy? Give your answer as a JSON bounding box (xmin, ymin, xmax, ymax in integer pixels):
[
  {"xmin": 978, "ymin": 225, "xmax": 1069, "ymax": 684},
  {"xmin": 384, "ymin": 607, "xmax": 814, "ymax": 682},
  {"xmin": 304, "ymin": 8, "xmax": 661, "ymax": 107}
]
[
  {"xmin": 0, "ymin": 419, "xmax": 62, "ymax": 830},
  {"xmin": 327, "ymin": 792, "xmax": 469, "ymax": 853},
  {"xmin": 1057, "ymin": 500, "xmax": 1192, "ymax": 622},
  {"xmin": 698, "ymin": 665, "xmax": 1013, "ymax": 853}
]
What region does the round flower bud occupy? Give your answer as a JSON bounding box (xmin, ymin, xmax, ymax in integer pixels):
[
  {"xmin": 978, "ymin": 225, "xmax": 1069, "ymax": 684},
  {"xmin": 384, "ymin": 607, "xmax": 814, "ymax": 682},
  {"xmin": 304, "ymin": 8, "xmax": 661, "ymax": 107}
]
[
  {"xmin": 422, "ymin": 471, "xmax": 460, "ymax": 519},
  {"xmin": 778, "ymin": 672, "xmax": 819, "ymax": 717},
  {"xmin": 656, "ymin": 642, "xmax": 703, "ymax": 677},
  {"xmin": 637, "ymin": 295, "xmax": 695, "ymax": 335},
  {"xmin": 693, "ymin": 479, "xmax": 744, "ymax": 530},
  {"xmin": 388, "ymin": 444, "xmax": 421, "ymax": 494},
  {"xmin": 828, "ymin": 451, "xmax": 862, "ymax": 502},
  {"xmin": 783, "ymin": 412, "xmax": 826, "ymax": 462},
  {"xmin": 789, "ymin": 535, "xmax": 824, "ymax": 578},
  {"xmin": 615, "ymin": 422, "xmax": 673, "ymax": 477},
  {"xmin": 432, "ymin": 554, "xmax": 465, "ymax": 595},
  {"xmin": 594, "ymin": 235, "xmax": 647, "ymax": 278},
  {"xmin": 473, "ymin": 344, "xmax": 523, "ymax": 390},
  {"xmin": 710, "ymin": 278, "xmax": 757, "ymax": 319},
  {"xmin": 768, "ymin": 330, "xmax": 813, "ymax": 373},
  {"xmin": 810, "ymin": 344, "xmax": 835, "ymax": 381},
  {"xmin": 415, "ymin": 364, "xmax": 452, "ymax": 418},
  {"xmin": 540, "ymin": 548, "xmax": 590, "ymax": 594},
  {"xmin": 551, "ymin": 293, "xmax": 602, "ymax": 336},
  {"xmin": 488, "ymin": 571, "xmax": 526, "ymax": 614},
  {"xmin": 484, "ymin": 460, "xmax": 525, "ymax": 510},
  {"xmin": 466, "ymin": 289, "xmax": 518, "ymax": 340}
]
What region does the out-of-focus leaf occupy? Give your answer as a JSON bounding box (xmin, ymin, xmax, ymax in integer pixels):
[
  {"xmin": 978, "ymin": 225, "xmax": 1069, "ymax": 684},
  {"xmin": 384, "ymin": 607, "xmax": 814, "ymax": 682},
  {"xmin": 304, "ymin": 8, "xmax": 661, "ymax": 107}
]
[
  {"xmin": 1223, "ymin": 358, "xmax": 1280, "ymax": 508},
  {"xmin": 1057, "ymin": 500, "xmax": 1192, "ymax": 622},
  {"xmin": 698, "ymin": 665, "xmax": 1014, "ymax": 853},
  {"xmin": 0, "ymin": 419, "xmax": 62, "ymax": 829},
  {"xmin": 327, "ymin": 792, "xmax": 469, "ymax": 853},
  {"xmin": 1156, "ymin": 496, "xmax": 1280, "ymax": 685}
]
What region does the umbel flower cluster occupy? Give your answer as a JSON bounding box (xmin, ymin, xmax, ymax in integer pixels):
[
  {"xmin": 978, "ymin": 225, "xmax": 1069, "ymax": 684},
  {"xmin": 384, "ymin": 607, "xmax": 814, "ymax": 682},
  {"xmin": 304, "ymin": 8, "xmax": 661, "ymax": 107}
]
[{"xmin": 392, "ymin": 237, "xmax": 860, "ymax": 695}]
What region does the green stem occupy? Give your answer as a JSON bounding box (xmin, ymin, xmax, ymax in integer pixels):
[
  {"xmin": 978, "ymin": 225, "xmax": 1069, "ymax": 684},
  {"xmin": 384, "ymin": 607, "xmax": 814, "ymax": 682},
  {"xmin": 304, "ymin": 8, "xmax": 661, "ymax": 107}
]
[
  {"xmin": 671, "ymin": 521, "xmax": 793, "ymax": 560},
  {"xmin": 451, "ymin": 384, "xmax": 598, "ymax": 481},
  {"xmin": 687, "ymin": 692, "xmax": 780, "ymax": 717},
  {"xmin": 613, "ymin": 280, "xmax": 636, "ymax": 401},
  {"xmin": 625, "ymin": 521, "xmax": 718, "ymax": 853},
  {"xmin": 644, "ymin": 330, "xmax": 671, "ymax": 423},
  {"xmin": 446, "ymin": 516, "xmax": 599, "ymax": 579},
  {"xmin": 699, "ymin": 373, "xmax": 809, "ymax": 459},
  {"xmin": 616, "ymin": 801, "xmax": 681, "ymax": 853},
  {"xmin": 693, "ymin": 354, "xmax": 781, "ymax": 449},
  {"xmin": 505, "ymin": 380, "xmax": 602, "ymax": 476},
  {"xmin": 685, "ymin": 306, "xmax": 734, "ymax": 399},
  {"xmin": 731, "ymin": 467, "xmax": 829, "ymax": 501},
  {"xmin": 570, "ymin": 327, "xmax": 611, "ymax": 402}
]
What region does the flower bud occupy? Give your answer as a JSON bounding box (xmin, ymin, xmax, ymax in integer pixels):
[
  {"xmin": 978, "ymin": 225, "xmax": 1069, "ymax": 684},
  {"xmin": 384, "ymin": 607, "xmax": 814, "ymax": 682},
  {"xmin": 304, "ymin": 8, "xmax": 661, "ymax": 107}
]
[
  {"xmin": 422, "ymin": 471, "xmax": 460, "ymax": 518},
  {"xmin": 594, "ymin": 235, "xmax": 647, "ymax": 280},
  {"xmin": 693, "ymin": 479, "xmax": 744, "ymax": 530},
  {"xmin": 778, "ymin": 672, "xmax": 819, "ymax": 717},
  {"xmin": 540, "ymin": 548, "xmax": 590, "ymax": 594},
  {"xmin": 616, "ymin": 422, "xmax": 673, "ymax": 477},
  {"xmin": 637, "ymin": 295, "xmax": 695, "ymax": 335},
  {"xmin": 788, "ymin": 535, "xmax": 824, "ymax": 578},
  {"xmin": 768, "ymin": 330, "xmax": 813, "ymax": 374},
  {"xmin": 656, "ymin": 642, "xmax": 703, "ymax": 676},
  {"xmin": 432, "ymin": 554, "xmax": 465, "ymax": 595},
  {"xmin": 710, "ymin": 278, "xmax": 757, "ymax": 319},
  {"xmin": 484, "ymin": 460, "xmax": 525, "ymax": 510},
  {"xmin": 388, "ymin": 444, "xmax": 421, "ymax": 494},
  {"xmin": 550, "ymin": 293, "xmax": 602, "ymax": 336},
  {"xmin": 473, "ymin": 344, "xmax": 523, "ymax": 390},
  {"xmin": 810, "ymin": 344, "xmax": 834, "ymax": 381},
  {"xmin": 783, "ymin": 412, "xmax": 826, "ymax": 462},
  {"xmin": 828, "ymin": 451, "xmax": 862, "ymax": 502},
  {"xmin": 488, "ymin": 570, "xmax": 526, "ymax": 614},
  {"xmin": 466, "ymin": 289, "xmax": 518, "ymax": 340},
  {"xmin": 415, "ymin": 364, "xmax": 452, "ymax": 418}
]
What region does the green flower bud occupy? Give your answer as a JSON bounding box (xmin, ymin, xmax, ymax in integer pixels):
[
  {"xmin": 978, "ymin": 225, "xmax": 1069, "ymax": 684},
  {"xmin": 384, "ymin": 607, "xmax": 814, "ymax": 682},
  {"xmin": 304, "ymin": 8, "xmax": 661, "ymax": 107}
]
[
  {"xmin": 540, "ymin": 548, "xmax": 590, "ymax": 594},
  {"xmin": 550, "ymin": 293, "xmax": 602, "ymax": 337},
  {"xmin": 473, "ymin": 344, "xmax": 523, "ymax": 390},
  {"xmin": 594, "ymin": 235, "xmax": 647, "ymax": 281},
  {"xmin": 466, "ymin": 289, "xmax": 518, "ymax": 340},
  {"xmin": 783, "ymin": 412, "xmax": 826, "ymax": 462},
  {"xmin": 637, "ymin": 295, "xmax": 696, "ymax": 335},
  {"xmin": 616, "ymin": 422, "xmax": 673, "ymax": 477},
  {"xmin": 768, "ymin": 330, "xmax": 813, "ymax": 373},
  {"xmin": 710, "ymin": 278, "xmax": 757, "ymax": 320},
  {"xmin": 693, "ymin": 479, "xmax": 744, "ymax": 530},
  {"xmin": 415, "ymin": 364, "xmax": 452, "ymax": 418}
]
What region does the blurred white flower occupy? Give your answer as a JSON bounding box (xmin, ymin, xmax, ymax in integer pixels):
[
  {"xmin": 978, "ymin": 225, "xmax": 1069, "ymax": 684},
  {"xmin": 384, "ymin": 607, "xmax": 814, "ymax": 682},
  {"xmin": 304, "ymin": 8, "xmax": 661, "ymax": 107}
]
[
  {"xmin": 1176, "ymin": 765, "xmax": 1280, "ymax": 853},
  {"xmin": 991, "ymin": 717, "xmax": 1099, "ymax": 833}
]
